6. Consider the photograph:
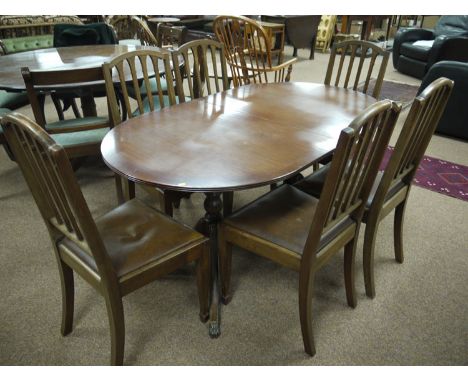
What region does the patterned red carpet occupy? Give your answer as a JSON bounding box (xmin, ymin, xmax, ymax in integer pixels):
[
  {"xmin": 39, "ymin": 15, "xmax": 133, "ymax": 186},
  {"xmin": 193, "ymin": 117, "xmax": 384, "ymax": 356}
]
[
  {"xmin": 381, "ymin": 147, "xmax": 468, "ymax": 202},
  {"xmin": 360, "ymin": 79, "xmax": 420, "ymax": 107}
]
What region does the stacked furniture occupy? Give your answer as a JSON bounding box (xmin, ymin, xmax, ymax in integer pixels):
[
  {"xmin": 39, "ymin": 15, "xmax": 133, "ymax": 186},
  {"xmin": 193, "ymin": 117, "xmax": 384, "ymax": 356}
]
[
  {"xmin": 261, "ymin": 15, "xmax": 322, "ymax": 59},
  {"xmin": 393, "ymin": 15, "xmax": 468, "ymax": 79}
]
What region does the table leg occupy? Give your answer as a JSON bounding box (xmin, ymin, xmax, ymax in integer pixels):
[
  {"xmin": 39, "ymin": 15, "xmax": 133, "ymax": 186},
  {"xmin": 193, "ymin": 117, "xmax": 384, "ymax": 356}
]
[
  {"xmin": 196, "ymin": 192, "xmax": 223, "ymax": 338},
  {"xmin": 80, "ymin": 94, "xmax": 97, "ymax": 117}
]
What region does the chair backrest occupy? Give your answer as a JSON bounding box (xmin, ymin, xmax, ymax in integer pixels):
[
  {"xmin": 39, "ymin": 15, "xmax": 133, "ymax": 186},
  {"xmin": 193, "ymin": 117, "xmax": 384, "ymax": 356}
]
[
  {"xmin": 325, "ymin": 40, "xmax": 390, "ymax": 99},
  {"xmin": 371, "ymin": 77, "xmax": 453, "ymax": 209},
  {"xmin": 172, "ymin": 39, "xmax": 230, "ymax": 102},
  {"xmin": 107, "ymin": 16, "xmax": 157, "ymax": 46},
  {"xmin": 303, "ymin": 100, "xmax": 401, "ymax": 258},
  {"xmin": 102, "ymin": 49, "xmax": 177, "ymax": 126},
  {"xmin": 156, "ymin": 24, "xmax": 188, "ymax": 48},
  {"xmin": 1, "ymin": 112, "xmax": 115, "ymax": 280},
  {"xmin": 213, "ymin": 15, "xmax": 280, "ymax": 86},
  {"xmin": 21, "ymin": 66, "xmax": 107, "ymax": 128},
  {"xmin": 53, "ymin": 22, "xmax": 118, "ymax": 47}
]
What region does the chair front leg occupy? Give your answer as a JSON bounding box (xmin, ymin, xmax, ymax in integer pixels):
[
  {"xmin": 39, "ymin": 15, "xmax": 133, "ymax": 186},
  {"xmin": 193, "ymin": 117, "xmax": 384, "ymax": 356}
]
[
  {"xmin": 195, "ymin": 242, "xmax": 211, "ymax": 322},
  {"xmin": 57, "ymin": 257, "xmax": 74, "ymax": 336},
  {"xmin": 344, "ymin": 237, "xmax": 358, "ymax": 308},
  {"xmin": 218, "ymin": 226, "xmax": 233, "ymax": 305},
  {"xmin": 394, "ymin": 199, "xmax": 408, "ymax": 264},
  {"xmin": 363, "ymin": 216, "xmax": 381, "ymax": 299},
  {"xmin": 299, "ymin": 267, "xmax": 316, "ymax": 356},
  {"xmin": 104, "ymin": 292, "xmax": 125, "ymax": 366}
]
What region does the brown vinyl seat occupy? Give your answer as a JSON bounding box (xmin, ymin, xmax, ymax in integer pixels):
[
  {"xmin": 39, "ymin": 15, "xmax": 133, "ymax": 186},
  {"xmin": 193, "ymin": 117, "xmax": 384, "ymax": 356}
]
[
  {"xmin": 102, "ymin": 48, "xmax": 182, "ymax": 214},
  {"xmin": 1, "ymin": 112, "xmax": 210, "ymax": 365},
  {"xmin": 218, "ymin": 100, "xmax": 401, "ymax": 356},
  {"xmin": 213, "ymin": 15, "xmax": 297, "ymax": 86},
  {"xmin": 293, "ymin": 77, "xmax": 454, "ymax": 298},
  {"xmin": 21, "ymin": 66, "xmax": 110, "ymax": 159}
]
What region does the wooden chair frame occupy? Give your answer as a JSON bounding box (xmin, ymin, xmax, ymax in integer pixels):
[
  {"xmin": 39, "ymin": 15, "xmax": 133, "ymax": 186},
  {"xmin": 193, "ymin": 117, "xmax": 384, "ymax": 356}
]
[
  {"xmin": 293, "ymin": 78, "xmax": 454, "ymax": 299},
  {"xmin": 218, "ymin": 100, "xmax": 401, "ymax": 356},
  {"xmin": 102, "ymin": 49, "xmax": 180, "ymax": 212},
  {"xmin": 21, "ymin": 66, "xmax": 110, "ymax": 159},
  {"xmin": 213, "ymin": 15, "xmax": 297, "ymax": 87},
  {"xmin": 362, "ymin": 77, "xmax": 453, "ymax": 297},
  {"xmin": 325, "ymin": 40, "xmax": 390, "ymax": 99},
  {"xmin": 1, "ymin": 112, "xmax": 210, "ymax": 365}
]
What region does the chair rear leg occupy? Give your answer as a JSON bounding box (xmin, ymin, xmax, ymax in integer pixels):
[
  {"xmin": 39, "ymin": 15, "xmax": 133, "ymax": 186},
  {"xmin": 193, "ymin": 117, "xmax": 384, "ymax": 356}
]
[
  {"xmin": 394, "ymin": 200, "xmax": 407, "ymax": 264},
  {"xmin": 195, "ymin": 243, "xmax": 211, "ymax": 322},
  {"xmin": 344, "ymin": 237, "xmax": 358, "ymax": 308},
  {"xmin": 57, "ymin": 257, "xmax": 74, "ymax": 336},
  {"xmin": 104, "ymin": 294, "xmax": 125, "ymax": 366}
]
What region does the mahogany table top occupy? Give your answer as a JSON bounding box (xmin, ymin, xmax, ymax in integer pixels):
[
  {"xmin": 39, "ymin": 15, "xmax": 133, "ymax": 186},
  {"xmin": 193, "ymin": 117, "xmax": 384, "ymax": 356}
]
[
  {"xmin": 0, "ymin": 44, "xmax": 166, "ymax": 91},
  {"xmin": 101, "ymin": 82, "xmax": 376, "ymax": 192}
]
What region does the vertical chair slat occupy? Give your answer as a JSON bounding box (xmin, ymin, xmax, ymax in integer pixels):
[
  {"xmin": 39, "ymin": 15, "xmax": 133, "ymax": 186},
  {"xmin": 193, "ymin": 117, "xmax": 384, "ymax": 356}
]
[{"xmin": 343, "ymin": 44, "xmax": 357, "ymax": 89}]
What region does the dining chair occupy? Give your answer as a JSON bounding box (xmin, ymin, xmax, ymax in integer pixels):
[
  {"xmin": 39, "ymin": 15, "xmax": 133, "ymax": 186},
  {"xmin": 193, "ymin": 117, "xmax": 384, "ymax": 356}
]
[
  {"xmin": 213, "ymin": 15, "xmax": 298, "ymax": 86},
  {"xmin": 310, "ymin": 40, "xmax": 391, "ymax": 170},
  {"xmin": 102, "ymin": 48, "xmax": 181, "ymax": 213},
  {"xmin": 21, "ymin": 66, "xmax": 110, "ymax": 159},
  {"xmin": 171, "ymin": 38, "xmax": 235, "ymax": 216},
  {"xmin": 293, "ymin": 77, "xmax": 454, "ymax": 298},
  {"xmin": 325, "ymin": 40, "xmax": 390, "ymax": 99},
  {"xmin": 1, "ymin": 112, "xmax": 210, "ymax": 365},
  {"xmin": 218, "ymin": 100, "xmax": 401, "ymax": 356},
  {"xmin": 107, "ymin": 15, "xmax": 158, "ymax": 46}
]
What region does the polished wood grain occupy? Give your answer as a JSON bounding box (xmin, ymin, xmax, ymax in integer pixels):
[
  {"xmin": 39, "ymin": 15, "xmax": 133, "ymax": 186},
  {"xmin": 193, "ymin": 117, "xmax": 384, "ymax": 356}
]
[
  {"xmin": 0, "ymin": 44, "xmax": 167, "ymax": 91},
  {"xmin": 101, "ymin": 82, "xmax": 376, "ymax": 192}
]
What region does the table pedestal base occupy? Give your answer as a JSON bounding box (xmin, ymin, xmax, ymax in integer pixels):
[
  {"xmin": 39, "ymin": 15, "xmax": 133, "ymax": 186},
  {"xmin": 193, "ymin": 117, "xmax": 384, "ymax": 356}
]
[{"xmin": 195, "ymin": 192, "xmax": 223, "ymax": 338}]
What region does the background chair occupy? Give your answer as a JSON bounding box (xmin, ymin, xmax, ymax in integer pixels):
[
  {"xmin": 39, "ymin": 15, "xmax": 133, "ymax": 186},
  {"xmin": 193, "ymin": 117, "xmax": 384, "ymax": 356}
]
[
  {"xmin": 418, "ymin": 61, "xmax": 468, "ymax": 140},
  {"xmin": 308, "ymin": 39, "xmax": 390, "ymax": 171},
  {"xmin": 293, "ymin": 77, "xmax": 454, "ymax": 298},
  {"xmin": 21, "ymin": 66, "xmax": 110, "ymax": 159},
  {"xmin": 107, "ymin": 15, "xmax": 158, "ymax": 46},
  {"xmin": 392, "ymin": 15, "xmax": 468, "ymax": 79},
  {"xmin": 52, "ymin": 22, "xmax": 118, "ymax": 120},
  {"xmin": 325, "ymin": 40, "xmax": 390, "ymax": 99},
  {"xmin": 213, "ymin": 15, "xmax": 297, "ymax": 86},
  {"xmin": 1, "ymin": 112, "xmax": 210, "ymax": 365},
  {"xmin": 218, "ymin": 100, "xmax": 400, "ymax": 356},
  {"xmin": 157, "ymin": 24, "xmax": 188, "ymax": 49},
  {"xmin": 102, "ymin": 49, "xmax": 181, "ymax": 213}
]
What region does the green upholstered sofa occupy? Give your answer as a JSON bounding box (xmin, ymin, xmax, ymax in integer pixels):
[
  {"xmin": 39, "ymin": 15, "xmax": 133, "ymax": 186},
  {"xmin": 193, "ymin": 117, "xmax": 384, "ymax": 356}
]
[{"xmin": 0, "ymin": 34, "xmax": 53, "ymax": 55}]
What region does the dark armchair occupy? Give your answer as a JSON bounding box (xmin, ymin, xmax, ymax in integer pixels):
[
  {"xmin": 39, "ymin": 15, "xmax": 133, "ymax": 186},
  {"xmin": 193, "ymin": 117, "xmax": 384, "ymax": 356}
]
[
  {"xmin": 418, "ymin": 61, "xmax": 468, "ymax": 140},
  {"xmin": 393, "ymin": 15, "xmax": 468, "ymax": 79}
]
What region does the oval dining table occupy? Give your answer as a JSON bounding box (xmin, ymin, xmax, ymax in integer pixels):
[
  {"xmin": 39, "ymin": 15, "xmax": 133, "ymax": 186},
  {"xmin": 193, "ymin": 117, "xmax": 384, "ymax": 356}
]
[{"xmin": 101, "ymin": 81, "xmax": 377, "ymax": 338}]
